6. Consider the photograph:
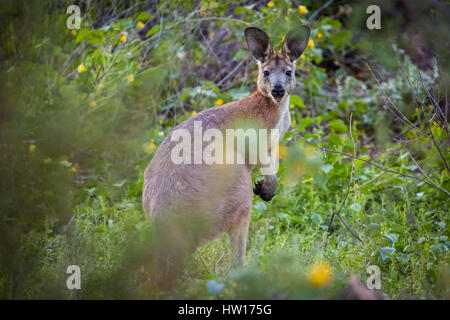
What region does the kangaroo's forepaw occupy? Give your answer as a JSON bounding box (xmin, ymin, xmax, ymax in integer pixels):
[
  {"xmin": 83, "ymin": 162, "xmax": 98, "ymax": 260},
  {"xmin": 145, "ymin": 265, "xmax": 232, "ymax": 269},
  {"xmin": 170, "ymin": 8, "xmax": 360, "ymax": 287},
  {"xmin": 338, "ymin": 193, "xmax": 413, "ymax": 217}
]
[
  {"xmin": 253, "ymin": 180, "xmax": 263, "ymax": 196},
  {"xmin": 253, "ymin": 176, "xmax": 277, "ymax": 201}
]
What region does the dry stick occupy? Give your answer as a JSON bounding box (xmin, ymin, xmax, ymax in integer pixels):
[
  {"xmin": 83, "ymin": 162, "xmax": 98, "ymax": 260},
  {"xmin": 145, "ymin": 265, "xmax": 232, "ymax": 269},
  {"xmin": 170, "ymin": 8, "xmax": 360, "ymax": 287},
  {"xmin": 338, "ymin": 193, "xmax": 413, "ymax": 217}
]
[
  {"xmin": 307, "ymin": 0, "xmax": 334, "ymax": 24},
  {"xmin": 301, "ymin": 138, "xmax": 450, "ymax": 197},
  {"xmin": 216, "ymin": 59, "xmax": 247, "ymax": 88},
  {"xmin": 407, "ymin": 69, "xmax": 449, "ymax": 172},
  {"xmin": 324, "ymin": 113, "xmax": 363, "ymax": 250},
  {"xmin": 407, "ymin": 154, "xmax": 442, "ymax": 190},
  {"xmin": 427, "ymin": 122, "xmax": 449, "ymax": 172},
  {"xmin": 373, "ymin": 62, "xmax": 448, "ymax": 172},
  {"xmin": 418, "ymin": 71, "xmax": 447, "ymax": 127},
  {"xmin": 365, "ymin": 62, "xmax": 429, "ymax": 138}
]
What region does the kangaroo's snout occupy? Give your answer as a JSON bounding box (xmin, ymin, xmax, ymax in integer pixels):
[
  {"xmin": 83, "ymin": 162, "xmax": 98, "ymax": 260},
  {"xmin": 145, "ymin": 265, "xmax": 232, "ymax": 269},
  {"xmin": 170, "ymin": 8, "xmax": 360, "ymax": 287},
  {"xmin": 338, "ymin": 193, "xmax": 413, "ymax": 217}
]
[{"xmin": 271, "ymin": 84, "xmax": 285, "ymax": 100}]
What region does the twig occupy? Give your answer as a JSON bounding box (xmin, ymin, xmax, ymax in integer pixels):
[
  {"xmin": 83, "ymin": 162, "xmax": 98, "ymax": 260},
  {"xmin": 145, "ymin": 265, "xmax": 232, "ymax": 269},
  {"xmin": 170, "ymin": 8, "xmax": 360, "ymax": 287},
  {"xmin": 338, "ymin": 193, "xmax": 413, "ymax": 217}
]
[
  {"xmin": 300, "ymin": 138, "xmax": 450, "ymax": 197},
  {"xmin": 418, "ymin": 71, "xmax": 447, "ymax": 128},
  {"xmin": 216, "ymin": 59, "xmax": 247, "ymax": 87},
  {"xmin": 428, "ymin": 122, "xmax": 450, "ymax": 172},
  {"xmin": 308, "ymin": 0, "xmax": 334, "ymax": 24},
  {"xmin": 324, "ymin": 113, "xmax": 363, "ymax": 250},
  {"xmin": 366, "ymin": 62, "xmax": 429, "ymax": 138}
]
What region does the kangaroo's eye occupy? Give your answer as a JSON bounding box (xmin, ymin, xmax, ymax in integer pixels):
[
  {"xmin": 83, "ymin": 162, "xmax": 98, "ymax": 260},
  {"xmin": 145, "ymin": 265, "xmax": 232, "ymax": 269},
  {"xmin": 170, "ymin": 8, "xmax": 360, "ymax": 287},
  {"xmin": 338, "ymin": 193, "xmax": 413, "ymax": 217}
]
[
  {"xmin": 263, "ymin": 71, "xmax": 270, "ymax": 76},
  {"xmin": 286, "ymin": 70, "xmax": 292, "ymax": 76}
]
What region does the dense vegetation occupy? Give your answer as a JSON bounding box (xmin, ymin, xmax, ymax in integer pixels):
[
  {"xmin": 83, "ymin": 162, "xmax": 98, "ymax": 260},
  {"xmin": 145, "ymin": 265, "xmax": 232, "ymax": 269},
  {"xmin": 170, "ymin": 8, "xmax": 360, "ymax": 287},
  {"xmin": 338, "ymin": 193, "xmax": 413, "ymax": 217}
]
[{"xmin": 0, "ymin": 0, "xmax": 448, "ymax": 299}]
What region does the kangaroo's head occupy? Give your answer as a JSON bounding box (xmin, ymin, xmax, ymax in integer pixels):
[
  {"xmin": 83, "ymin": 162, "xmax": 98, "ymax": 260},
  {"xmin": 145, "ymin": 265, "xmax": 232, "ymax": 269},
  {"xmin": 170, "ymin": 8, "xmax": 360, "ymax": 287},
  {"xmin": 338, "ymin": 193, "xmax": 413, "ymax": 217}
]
[{"xmin": 244, "ymin": 26, "xmax": 310, "ymax": 103}]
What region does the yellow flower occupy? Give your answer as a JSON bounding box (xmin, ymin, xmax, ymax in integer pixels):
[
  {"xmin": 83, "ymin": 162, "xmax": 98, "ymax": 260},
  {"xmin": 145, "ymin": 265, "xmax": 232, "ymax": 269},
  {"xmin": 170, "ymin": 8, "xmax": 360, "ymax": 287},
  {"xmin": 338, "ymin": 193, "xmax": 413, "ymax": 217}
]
[
  {"xmin": 290, "ymin": 121, "xmax": 295, "ymax": 128},
  {"xmin": 278, "ymin": 145, "xmax": 287, "ymax": 159},
  {"xmin": 290, "ymin": 104, "xmax": 294, "ymax": 109},
  {"xmin": 301, "ymin": 54, "xmax": 306, "ymax": 60},
  {"xmin": 354, "ymin": 184, "xmax": 360, "ymax": 190},
  {"xmin": 77, "ymin": 64, "xmax": 86, "ymax": 73},
  {"xmin": 216, "ymin": 99, "xmax": 224, "ymax": 106},
  {"xmin": 43, "ymin": 157, "xmax": 52, "ymax": 165},
  {"xmin": 137, "ymin": 21, "xmax": 144, "ymax": 29},
  {"xmin": 191, "ymin": 111, "xmax": 197, "ymax": 116},
  {"xmin": 89, "ymin": 101, "xmax": 97, "ymax": 108},
  {"xmin": 284, "ymin": 16, "xmax": 289, "ymax": 21},
  {"xmin": 69, "ymin": 166, "xmax": 77, "ymax": 173},
  {"xmin": 267, "ymin": 1, "xmax": 275, "ymax": 8},
  {"xmin": 127, "ymin": 74, "xmax": 134, "ymax": 82},
  {"xmin": 307, "ymin": 261, "xmax": 333, "ymax": 288},
  {"xmin": 307, "ymin": 39, "xmax": 314, "ymax": 48},
  {"xmin": 119, "ymin": 33, "xmax": 127, "ymax": 42},
  {"xmin": 29, "ymin": 144, "xmax": 36, "ymax": 153},
  {"xmin": 298, "ymin": 5, "xmax": 308, "ymax": 14},
  {"xmin": 317, "ymin": 32, "xmax": 323, "ymax": 39},
  {"xmin": 172, "ymin": 79, "xmax": 178, "ymax": 88},
  {"xmin": 143, "ymin": 140, "xmax": 156, "ymax": 154},
  {"xmin": 71, "ymin": 29, "xmax": 77, "ymax": 36},
  {"xmin": 282, "ymin": 35, "xmax": 285, "ymax": 42},
  {"xmin": 308, "ymin": 177, "xmax": 314, "ymax": 182}
]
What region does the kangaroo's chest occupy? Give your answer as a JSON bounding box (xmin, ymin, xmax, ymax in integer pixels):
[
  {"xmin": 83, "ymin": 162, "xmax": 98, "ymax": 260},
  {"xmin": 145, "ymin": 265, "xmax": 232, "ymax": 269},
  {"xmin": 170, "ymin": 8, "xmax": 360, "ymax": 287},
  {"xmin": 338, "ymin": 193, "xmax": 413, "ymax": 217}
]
[{"xmin": 274, "ymin": 98, "xmax": 291, "ymax": 137}]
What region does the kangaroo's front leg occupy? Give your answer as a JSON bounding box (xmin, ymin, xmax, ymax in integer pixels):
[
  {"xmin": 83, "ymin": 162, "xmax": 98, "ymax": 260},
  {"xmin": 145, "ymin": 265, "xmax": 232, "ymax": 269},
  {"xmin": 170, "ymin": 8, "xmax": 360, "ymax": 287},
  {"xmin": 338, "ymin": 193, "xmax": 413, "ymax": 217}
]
[{"xmin": 253, "ymin": 126, "xmax": 280, "ymax": 201}]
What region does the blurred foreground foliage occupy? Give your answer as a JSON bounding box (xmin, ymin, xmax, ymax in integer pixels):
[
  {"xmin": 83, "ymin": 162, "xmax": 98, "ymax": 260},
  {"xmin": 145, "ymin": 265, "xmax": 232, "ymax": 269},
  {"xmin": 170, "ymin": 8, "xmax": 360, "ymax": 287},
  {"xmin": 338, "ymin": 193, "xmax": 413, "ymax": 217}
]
[{"xmin": 0, "ymin": 0, "xmax": 449, "ymax": 299}]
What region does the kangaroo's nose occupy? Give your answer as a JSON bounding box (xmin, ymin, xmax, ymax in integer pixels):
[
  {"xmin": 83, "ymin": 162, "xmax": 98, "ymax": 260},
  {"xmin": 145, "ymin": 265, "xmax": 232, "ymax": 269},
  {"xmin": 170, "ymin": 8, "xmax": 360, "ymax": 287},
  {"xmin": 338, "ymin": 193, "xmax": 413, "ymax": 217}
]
[{"xmin": 271, "ymin": 85, "xmax": 285, "ymax": 99}]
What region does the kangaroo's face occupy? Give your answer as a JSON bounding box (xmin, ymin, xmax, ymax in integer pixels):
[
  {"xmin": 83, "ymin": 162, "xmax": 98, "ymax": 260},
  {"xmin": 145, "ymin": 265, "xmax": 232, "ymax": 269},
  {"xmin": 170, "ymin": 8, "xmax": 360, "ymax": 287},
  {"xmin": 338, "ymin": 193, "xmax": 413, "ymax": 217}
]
[{"xmin": 245, "ymin": 26, "xmax": 310, "ymax": 103}]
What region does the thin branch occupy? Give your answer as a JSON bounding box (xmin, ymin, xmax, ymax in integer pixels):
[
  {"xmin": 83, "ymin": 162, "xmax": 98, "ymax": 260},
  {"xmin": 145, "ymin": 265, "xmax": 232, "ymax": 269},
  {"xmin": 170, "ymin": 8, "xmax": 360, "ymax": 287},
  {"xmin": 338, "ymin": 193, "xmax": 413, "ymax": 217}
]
[
  {"xmin": 398, "ymin": 66, "xmax": 449, "ymax": 172},
  {"xmin": 299, "ymin": 138, "xmax": 450, "ymax": 197},
  {"xmin": 324, "ymin": 113, "xmax": 363, "ymax": 250},
  {"xmin": 428, "ymin": 122, "xmax": 450, "ymax": 172},
  {"xmin": 216, "ymin": 59, "xmax": 247, "ymax": 87},
  {"xmin": 366, "ymin": 62, "xmax": 429, "ymax": 138},
  {"xmin": 308, "ymin": 0, "xmax": 334, "ymax": 24},
  {"xmin": 418, "ymin": 71, "xmax": 447, "ymax": 128},
  {"xmin": 407, "ymin": 154, "xmax": 444, "ymax": 191}
]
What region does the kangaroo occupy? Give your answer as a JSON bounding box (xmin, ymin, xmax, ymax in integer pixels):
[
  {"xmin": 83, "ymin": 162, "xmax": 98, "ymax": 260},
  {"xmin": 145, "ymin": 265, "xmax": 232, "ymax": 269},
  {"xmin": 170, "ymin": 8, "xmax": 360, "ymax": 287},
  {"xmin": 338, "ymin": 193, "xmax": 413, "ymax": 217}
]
[{"xmin": 142, "ymin": 26, "xmax": 310, "ymax": 284}]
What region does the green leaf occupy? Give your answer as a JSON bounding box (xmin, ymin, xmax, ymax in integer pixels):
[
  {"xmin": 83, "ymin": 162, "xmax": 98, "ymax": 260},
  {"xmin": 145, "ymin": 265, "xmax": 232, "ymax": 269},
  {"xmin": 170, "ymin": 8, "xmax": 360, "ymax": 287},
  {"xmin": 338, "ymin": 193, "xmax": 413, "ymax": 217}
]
[
  {"xmin": 146, "ymin": 25, "xmax": 160, "ymax": 37},
  {"xmin": 228, "ymin": 88, "xmax": 250, "ymax": 100},
  {"xmin": 290, "ymin": 95, "xmax": 306, "ymax": 109},
  {"xmin": 380, "ymin": 247, "xmax": 396, "ymax": 260},
  {"xmin": 298, "ymin": 117, "xmax": 312, "ymax": 131},
  {"xmin": 329, "ymin": 30, "xmax": 352, "ymax": 47},
  {"xmin": 254, "ymin": 201, "xmax": 267, "ymax": 211},
  {"xmin": 94, "ymin": 225, "xmax": 107, "ymax": 232},
  {"xmin": 75, "ymin": 29, "xmax": 89, "ymax": 43},
  {"xmin": 328, "ymin": 119, "xmax": 347, "ymax": 132},
  {"xmin": 136, "ymin": 12, "xmax": 152, "ymax": 22},
  {"xmin": 320, "ymin": 163, "xmax": 333, "ymax": 174},
  {"xmin": 385, "ymin": 233, "xmax": 398, "ymax": 244}
]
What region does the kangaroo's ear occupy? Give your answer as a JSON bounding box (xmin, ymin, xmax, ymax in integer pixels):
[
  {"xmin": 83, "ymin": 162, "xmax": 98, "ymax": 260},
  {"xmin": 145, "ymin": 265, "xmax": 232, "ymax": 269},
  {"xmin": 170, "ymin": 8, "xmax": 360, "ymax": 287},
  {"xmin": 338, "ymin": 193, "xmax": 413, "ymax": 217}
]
[
  {"xmin": 281, "ymin": 26, "xmax": 310, "ymax": 63},
  {"xmin": 244, "ymin": 27, "xmax": 273, "ymax": 63}
]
